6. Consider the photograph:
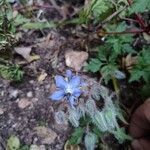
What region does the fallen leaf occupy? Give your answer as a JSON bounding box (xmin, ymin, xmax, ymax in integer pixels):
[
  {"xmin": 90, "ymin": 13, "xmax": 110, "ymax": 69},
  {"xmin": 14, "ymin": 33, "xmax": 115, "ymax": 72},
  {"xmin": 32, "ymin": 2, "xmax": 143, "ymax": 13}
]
[
  {"xmin": 64, "ymin": 141, "xmax": 80, "ymax": 150},
  {"xmin": 14, "ymin": 47, "xmax": 40, "ymax": 62},
  {"xmin": 65, "ymin": 51, "xmax": 89, "ymax": 71},
  {"xmin": 143, "ymin": 33, "xmax": 150, "ymax": 43},
  {"xmin": 38, "ymin": 72, "xmax": 47, "ymax": 82},
  {"xmin": 122, "ymin": 54, "xmax": 137, "ymax": 70}
]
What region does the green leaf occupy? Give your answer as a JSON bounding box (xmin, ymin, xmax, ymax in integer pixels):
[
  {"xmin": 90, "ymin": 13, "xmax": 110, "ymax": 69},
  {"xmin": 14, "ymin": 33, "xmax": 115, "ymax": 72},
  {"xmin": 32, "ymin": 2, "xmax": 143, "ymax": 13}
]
[
  {"xmin": 22, "ymin": 21, "xmax": 56, "ymax": 30},
  {"xmin": 128, "ymin": 0, "xmax": 150, "ymax": 14},
  {"xmin": 0, "ymin": 64, "xmax": 24, "ymax": 81},
  {"xmin": 68, "ymin": 108, "xmax": 80, "ymax": 127},
  {"xmin": 92, "ymin": 111, "xmax": 108, "ymax": 132},
  {"xmin": 111, "ymin": 128, "xmax": 132, "ymax": 144},
  {"xmin": 86, "ymin": 58, "xmax": 103, "ymax": 73},
  {"xmin": 14, "ymin": 14, "xmax": 30, "ymax": 26},
  {"xmin": 129, "ymin": 69, "xmax": 144, "ymax": 82},
  {"xmin": 7, "ymin": 135, "xmax": 20, "ymax": 150},
  {"xmin": 92, "ymin": 126, "xmax": 103, "ymax": 138},
  {"xmin": 68, "ymin": 127, "xmax": 84, "ymax": 145},
  {"xmin": 115, "ymin": 22, "xmax": 127, "ymax": 32},
  {"xmin": 84, "ymin": 132, "xmax": 97, "ymax": 150},
  {"xmin": 19, "ymin": 145, "xmax": 30, "ymax": 150}
]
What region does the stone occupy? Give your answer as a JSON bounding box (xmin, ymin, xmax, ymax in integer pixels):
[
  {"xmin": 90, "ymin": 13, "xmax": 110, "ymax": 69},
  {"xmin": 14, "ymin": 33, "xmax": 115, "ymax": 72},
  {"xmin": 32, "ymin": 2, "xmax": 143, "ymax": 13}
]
[
  {"xmin": 30, "ymin": 145, "xmax": 40, "ymax": 150},
  {"xmin": 65, "ymin": 51, "xmax": 88, "ymax": 71},
  {"xmin": 9, "ymin": 89, "xmax": 19, "ymax": 99},
  {"xmin": 18, "ymin": 98, "xmax": 32, "ymax": 109},
  {"xmin": 34, "ymin": 126, "xmax": 57, "ymax": 145},
  {"xmin": 27, "ymin": 91, "xmax": 33, "ymax": 98},
  {"xmin": 0, "ymin": 108, "xmax": 4, "ymax": 115},
  {"xmin": 39, "ymin": 145, "xmax": 46, "ymax": 150}
]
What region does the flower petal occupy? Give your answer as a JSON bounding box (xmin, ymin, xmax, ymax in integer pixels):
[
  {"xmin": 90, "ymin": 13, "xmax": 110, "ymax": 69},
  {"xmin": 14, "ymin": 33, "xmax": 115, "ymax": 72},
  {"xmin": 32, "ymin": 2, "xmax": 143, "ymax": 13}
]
[
  {"xmin": 50, "ymin": 90, "xmax": 65, "ymax": 101},
  {"xmin": 73, "ymin": 88, "xmax": 81, "ymax": 97},
  {"xmin": 69, "ymin": 76, "xmax": 81, "ymax": 88},
  {"xmin": 69, "ymin": 95, "xmax": 76, "ymax": 108},
  {"xmin": 66, "ymin": 70, "xmax": 72, "ymax": 79},
  {"xmin": 55, "ymin": 75, "xmax": 67, "ymax": 89}
]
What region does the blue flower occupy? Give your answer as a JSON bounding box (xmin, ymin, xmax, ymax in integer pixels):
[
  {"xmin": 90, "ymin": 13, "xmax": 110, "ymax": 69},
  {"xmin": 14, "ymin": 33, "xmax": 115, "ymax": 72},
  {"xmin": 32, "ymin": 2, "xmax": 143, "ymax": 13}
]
[{"xmin": 49, "ymin": 70, "xmax": 83, "ymax": 107}]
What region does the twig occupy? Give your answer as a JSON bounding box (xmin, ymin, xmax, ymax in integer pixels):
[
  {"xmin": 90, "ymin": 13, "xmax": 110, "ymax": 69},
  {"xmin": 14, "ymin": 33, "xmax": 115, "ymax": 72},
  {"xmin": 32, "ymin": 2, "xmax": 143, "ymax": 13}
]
[
  {"xmin": 101, "ymin": 29, "xmax": 146, "ymax": 35},
  {"xmin": 101, "ymin": 6, "xmax": 127, "ymax": 26},
  {"xmin": 121, "ymin": 17, "xmax": 139, "ymax": 23},
  {"xmin": 13, "ymin": 4, "xmax": 54, "ymax": 11}
]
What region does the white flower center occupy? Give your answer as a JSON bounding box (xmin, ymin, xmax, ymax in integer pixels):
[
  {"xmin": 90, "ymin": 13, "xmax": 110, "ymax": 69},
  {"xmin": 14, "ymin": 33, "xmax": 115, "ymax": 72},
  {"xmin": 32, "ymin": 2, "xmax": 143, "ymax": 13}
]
[{"xmin": 65, "ymin": 84, "xmax": 73, "ymax": 94}]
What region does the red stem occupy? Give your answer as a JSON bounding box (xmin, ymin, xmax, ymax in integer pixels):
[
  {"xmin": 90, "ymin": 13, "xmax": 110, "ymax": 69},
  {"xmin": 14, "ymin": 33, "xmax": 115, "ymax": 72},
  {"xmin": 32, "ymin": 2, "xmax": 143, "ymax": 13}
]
[
  {"xmin": 135, "ymin": 14, "xmax": 146, "ymax": 28},
  {"xmin": 127, "ymin": 0, "xmax": 132, "ymax": 5},
  {"xmin": 126, "ymin": 0, "xmax": 146, "ymax": 28}
]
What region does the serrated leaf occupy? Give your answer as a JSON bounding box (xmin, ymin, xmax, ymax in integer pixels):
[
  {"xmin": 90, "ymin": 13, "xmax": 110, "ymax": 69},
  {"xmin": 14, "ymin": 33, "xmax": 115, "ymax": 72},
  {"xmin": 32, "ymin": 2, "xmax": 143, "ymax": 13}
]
[
  {"xmin": 92, "ymin": 111, "xmax": 108, "ymax": 132},
  {"xmin": 84, "ymin": 132, "xmax": 97, "ymax": 150},
  {"xmin": 111, "ymin": 128, "xmax": 132, "ymax": 144},
  {"xmin": 129, "ymin": 69, "xmax": 144, "ymax": 82},
  {"xmin": 86, "ymin": 99, "xmax": 97, "ymax": 116},
  {"xmin": 86, "ymin": 58, "xmax": 102, "ymax": 73},
  {"xmin": 68, "ymin": 127, "xmax": 84, "ymax": 145},
  {"xmin": 68, "ymin": 108, "xmax": 80, "ymax": 127},
  {"xmin": 128, "ymin": 0, "xmax": 150, "ymax": 14},
  {"xmin": 104, "ymin": 109, "xmax": 118, "ymax": 130}
]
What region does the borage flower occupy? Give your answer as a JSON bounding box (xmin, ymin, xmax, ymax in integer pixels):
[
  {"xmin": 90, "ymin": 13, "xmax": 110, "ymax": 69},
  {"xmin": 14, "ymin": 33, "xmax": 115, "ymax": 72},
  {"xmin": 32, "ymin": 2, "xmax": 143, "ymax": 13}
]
[{"xmin": 49, "ymin": 70, "xmax": 84, "ymax": 108}]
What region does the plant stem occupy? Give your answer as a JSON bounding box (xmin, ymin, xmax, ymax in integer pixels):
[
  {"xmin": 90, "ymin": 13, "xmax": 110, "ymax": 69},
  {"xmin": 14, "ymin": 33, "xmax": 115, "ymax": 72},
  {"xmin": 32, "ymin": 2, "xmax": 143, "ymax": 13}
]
[
  {"xmin": 100, "ymin": 29, "xmax": 146, "ymax": 35},
  {"xmin": 112, "ymin": 77, "xmax": 120, "ymax": 97}
]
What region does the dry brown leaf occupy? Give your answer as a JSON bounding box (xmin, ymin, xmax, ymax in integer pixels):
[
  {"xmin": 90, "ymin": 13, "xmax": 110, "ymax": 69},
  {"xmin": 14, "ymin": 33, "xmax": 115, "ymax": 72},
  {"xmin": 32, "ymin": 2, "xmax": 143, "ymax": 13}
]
[
  {"xmin": 38, "ymin": 72, "xmax": 47, "ymax": 82},
  {"xmin": 143, "ymin": 33, "xmax": 150, "ymax": 43},
  {"xmin": 65, "ymin": 51, "xmax": 89, "ymax": 71},
  {"xmin": 64, "ymin": 141, "xmax": 80, "ymax": 150},
  {"xmin": 14, "ymin": 47, "xmax": 40, "ymax": 62},
  {"xmin": 122, "ymin": 54, "xmax": 137, "ymax": 70}
]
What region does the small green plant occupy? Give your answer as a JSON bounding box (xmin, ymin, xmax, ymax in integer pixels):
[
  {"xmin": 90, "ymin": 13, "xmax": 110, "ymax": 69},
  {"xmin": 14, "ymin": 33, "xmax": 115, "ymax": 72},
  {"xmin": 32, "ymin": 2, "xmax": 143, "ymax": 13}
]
[
  {"xmin": 0, "ymin": 0, "xmax": 16, "ymax": 50},
  {"xmin": 0, "ymin": 59, "xmax": 23, "ymax": 81},
  {"xmin": 129, "ymin": 47, "xmax": 150, "ymax": 83},
  {"xmin": 86, "ymin": 34, "xmax": 134, "ymax": 83},
  {"xmin": 78, "ymin": 0, "xmax": 128, "ymax": 24},
  {"xmin": 7, "ymin": 135, "xmax": 20, "ymax": 150},
  {"xmin": 7, "ymin": 135, "xmax": 30, "ymax": 150},
  {"xmin": 67, "ymin": 84, "xmax": 131, "ymax": 149}
]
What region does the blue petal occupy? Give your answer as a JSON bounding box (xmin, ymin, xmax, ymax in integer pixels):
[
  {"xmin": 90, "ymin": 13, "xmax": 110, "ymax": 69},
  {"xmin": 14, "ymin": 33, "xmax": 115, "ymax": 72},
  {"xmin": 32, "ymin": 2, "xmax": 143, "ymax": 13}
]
[
  {"xmin": 50, "ymin": 90, "xmax": 65, "ymax": 101},
  {"xmin": 55, "ymin": 75, "xmax": 67, "ymax": 89},
  {"xmin": 69, "ymin": 76, "xmax": 81, "ymax": 88},
  {"xmin": 69, "ymin": 96, "xmax": 76, "ymax": 108},
  {"xmin": 66, "ymin": 70, "xmax": 72, "ymax": 79},
  {"xmin": 73, "ymin": 88, "xmax": 81, "ymax": 97},
  {"xmin": 80, "ymin": 81, "xmax": 87, "ymax": 87}
]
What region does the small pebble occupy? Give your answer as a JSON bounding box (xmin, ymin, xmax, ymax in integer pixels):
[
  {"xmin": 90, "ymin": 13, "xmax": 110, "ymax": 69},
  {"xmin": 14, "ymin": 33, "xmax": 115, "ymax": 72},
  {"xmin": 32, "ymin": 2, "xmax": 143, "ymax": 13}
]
[
  {"xmin": 9, "ymin": 89, "xmax": 19, "ymax": 98},
  {"xmin": 27, "ymin": 91, "xmax": 33, "ymax": 98},
  {"xmin": 0, "ymin": 108, "xmax": 4, "ymax": 115}
]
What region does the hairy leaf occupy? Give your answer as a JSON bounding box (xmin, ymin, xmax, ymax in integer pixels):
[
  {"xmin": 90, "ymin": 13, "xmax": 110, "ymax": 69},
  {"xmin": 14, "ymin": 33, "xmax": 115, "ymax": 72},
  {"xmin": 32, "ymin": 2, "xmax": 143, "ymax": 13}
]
[
  {"xmin": 84, "ymin": 132, "xmax": 97, "ymax": 150},
  {"xmin": 111, "ymin": 128, "xmax": 132, "ymax": 144},
  {"xmin": 68, "ymin": 108, "xmax": 80, "ymax": 127}
]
